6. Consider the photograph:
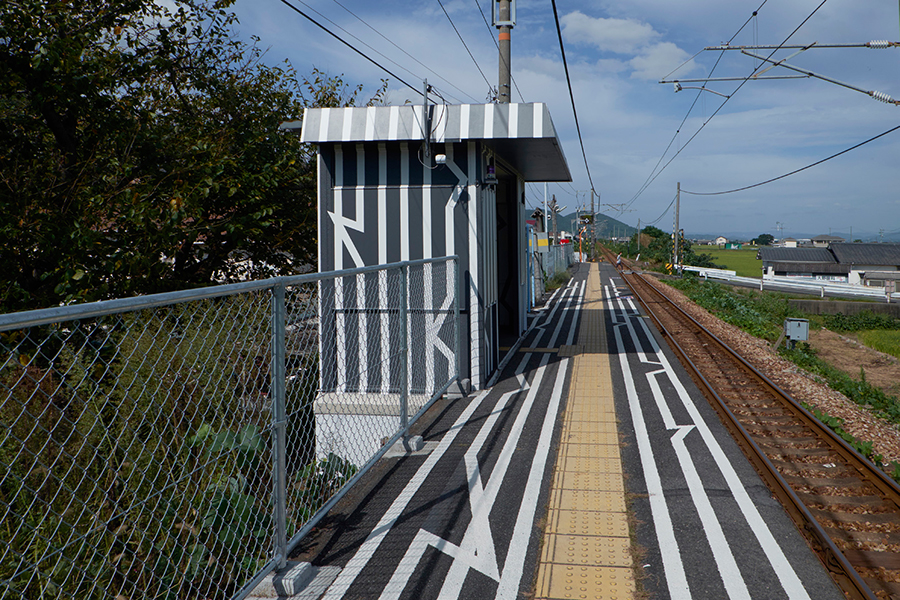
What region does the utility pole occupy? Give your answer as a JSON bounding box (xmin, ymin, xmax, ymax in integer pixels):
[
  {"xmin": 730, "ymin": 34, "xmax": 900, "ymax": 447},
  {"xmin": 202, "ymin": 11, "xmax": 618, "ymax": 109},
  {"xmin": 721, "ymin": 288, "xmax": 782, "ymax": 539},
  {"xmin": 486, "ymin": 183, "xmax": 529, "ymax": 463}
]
[
  {"xmin": 590, "ymin": 190, "xmax": 596, "ymax": 260},
  {"xmin": 673, "ymin": 182, "xmax": 681, "ymax": 272},
  {"xmin": 543, "ymin": 182, "xmax": 548, "ymax": 233},
  {"xmin": 550, "ymin": 195, "xmax": 558, "ymax": 243},
  {"xmin": 494, "ymin": 0, "xmax": 515, "ymax": 103},
  {"xmin": 636, "ymin": 218, "xmax": 641, "ymax": 252}
]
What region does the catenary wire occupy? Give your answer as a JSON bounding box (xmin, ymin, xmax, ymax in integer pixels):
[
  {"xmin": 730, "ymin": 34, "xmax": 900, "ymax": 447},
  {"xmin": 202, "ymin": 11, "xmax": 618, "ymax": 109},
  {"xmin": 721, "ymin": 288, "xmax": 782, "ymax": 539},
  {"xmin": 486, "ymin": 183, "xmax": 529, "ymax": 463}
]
[
  {"xmin": 436, "ymin": 0, "xmax": 494, "ymax": 96},
  {"xmin": 276, "ymin": 0, "xmax": 424, "ymax": 97},
  {"xmin": 630, "ymin": 0, "xmax": 828, "ymax": 207},
  {"xmin": 328, "ymin": 0, "xmax": 479, "ymax": 103},
  {"xmin": 681, "ymin": 123, "xmax": 900, "ymax": 195},
  {"xmin": 550, "ymin": 0, "xmax": 596, "ymax": 192},
  {"xmin": 626, "ymin": 0, "xmax": 770, "ymax": 209}
]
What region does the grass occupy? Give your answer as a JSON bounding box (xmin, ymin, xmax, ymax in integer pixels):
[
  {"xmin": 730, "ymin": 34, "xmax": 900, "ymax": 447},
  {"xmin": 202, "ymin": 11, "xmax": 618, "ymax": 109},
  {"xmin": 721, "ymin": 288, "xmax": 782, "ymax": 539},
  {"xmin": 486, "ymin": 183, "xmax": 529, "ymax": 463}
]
[
  {"xmin": 545, "ymin": 269, "xmax": 571, "ymax": 291},
  {"xmin": 858, "ymin": 329, "xmax": 900, "ymax": 359},
  {"xmin": 692, "ymin": 246, "xmax": 763, "ymax": 278}
]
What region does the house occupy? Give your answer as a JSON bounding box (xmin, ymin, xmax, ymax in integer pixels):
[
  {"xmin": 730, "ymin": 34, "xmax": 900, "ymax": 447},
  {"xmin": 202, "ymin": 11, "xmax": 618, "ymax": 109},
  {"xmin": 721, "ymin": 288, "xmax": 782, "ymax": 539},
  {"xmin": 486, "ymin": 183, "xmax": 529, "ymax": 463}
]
[
  {"xmin": 811, "ymin": 234, "xmax": 846, "ymax": 248},
  {"xmin": 829, "ymin": 243, "xmax": 900, "ymax": 285},
  {"xmin": 780, "ymin": 238, "xmax": 798, "ymax": 248},
  {"xmin": 757, "ymin": 243, "xmax": 900, "ymax": 284},
  {"xmin": 715, "ymin": 236, "xmax": 728, "ymax": 246},
  {"xmin": 757, "ymin": 247, "xmax": 848, "ymax": 281}
]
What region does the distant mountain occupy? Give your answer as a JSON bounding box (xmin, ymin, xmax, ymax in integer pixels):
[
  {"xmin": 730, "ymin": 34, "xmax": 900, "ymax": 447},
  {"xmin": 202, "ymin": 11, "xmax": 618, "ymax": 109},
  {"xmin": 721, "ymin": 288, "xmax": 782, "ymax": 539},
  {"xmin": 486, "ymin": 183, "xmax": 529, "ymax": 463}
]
[{"xmin": 555, "ymin": 211, "xmax": 636, "ymax": 238}]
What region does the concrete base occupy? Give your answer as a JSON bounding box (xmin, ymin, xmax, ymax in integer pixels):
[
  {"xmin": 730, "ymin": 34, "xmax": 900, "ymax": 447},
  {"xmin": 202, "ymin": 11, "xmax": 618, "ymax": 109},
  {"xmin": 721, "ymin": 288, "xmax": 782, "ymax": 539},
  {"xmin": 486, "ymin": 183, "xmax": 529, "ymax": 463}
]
[
  {"xmin": 247, "ymin": 561, "xmax": 340, "ymax": 599},
  {"xmin": 384, "ymin": 435, "xmax": 437, "ymax": 458}
]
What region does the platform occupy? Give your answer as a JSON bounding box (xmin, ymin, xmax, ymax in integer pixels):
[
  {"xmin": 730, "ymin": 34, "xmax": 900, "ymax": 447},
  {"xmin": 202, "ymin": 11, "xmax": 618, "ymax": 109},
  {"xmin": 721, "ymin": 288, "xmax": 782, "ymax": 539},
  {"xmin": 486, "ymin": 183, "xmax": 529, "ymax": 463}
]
[{"xmin": 259, "ymin": 261, "xmax": 846, "ymax": 600}]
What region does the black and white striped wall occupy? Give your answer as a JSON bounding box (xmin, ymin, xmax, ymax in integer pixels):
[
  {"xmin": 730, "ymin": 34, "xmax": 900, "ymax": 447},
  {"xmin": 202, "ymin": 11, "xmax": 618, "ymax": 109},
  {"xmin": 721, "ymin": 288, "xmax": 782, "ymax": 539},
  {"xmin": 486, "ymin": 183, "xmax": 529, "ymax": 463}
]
[{"xmin": 292, "ymin": 103, "xmax": 572, "ymax": 392}]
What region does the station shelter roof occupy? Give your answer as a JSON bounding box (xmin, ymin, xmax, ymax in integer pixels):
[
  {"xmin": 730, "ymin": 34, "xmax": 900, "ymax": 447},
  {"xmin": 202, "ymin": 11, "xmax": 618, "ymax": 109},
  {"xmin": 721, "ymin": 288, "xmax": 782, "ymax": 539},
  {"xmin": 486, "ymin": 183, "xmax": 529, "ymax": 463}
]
[{"xmin": 281, "ymin": 102, "xmax": 572, "ymax": 183}]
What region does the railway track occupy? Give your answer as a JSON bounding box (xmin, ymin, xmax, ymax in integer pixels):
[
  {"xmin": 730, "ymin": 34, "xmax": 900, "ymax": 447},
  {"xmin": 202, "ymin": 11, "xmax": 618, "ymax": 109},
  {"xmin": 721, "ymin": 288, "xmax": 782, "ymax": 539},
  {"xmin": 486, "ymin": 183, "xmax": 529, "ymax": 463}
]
[{"xmin": 603, "ymin": 252, "xmax": 900, "ymax": 600}]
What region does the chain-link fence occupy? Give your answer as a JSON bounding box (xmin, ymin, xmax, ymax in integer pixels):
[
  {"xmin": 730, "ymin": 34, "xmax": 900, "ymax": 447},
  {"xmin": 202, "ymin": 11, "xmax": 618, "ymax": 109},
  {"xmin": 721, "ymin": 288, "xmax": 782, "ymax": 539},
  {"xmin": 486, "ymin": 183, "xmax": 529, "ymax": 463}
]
[
  {"xmin": 540, "ymin": 244, "xmax": 576, "ymax": 281},
  {"xmin": 0, "ymin": 257, "xmax": 458, "ymax": 600}
]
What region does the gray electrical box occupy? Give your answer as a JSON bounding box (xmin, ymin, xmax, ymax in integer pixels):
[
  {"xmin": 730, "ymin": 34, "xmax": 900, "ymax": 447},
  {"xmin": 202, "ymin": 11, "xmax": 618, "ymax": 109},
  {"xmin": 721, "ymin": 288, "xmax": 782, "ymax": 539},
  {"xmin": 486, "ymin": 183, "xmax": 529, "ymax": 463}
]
[{"xmin": 784, "ymin": 318, "xmax": 809, "ymax": 342}]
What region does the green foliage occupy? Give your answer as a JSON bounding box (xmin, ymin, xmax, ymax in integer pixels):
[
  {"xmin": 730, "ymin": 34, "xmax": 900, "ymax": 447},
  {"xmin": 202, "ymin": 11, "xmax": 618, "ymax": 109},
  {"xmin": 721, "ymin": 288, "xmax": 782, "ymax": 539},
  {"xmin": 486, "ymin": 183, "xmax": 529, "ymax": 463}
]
[
  {"xmin": 1, "ymin": 294, "xmax": 338, "ymax": 598},
  {"xmin": 545, "ymin": 269, "xmax": 571, "ymax": 291},
  {"xmin": 751, "ymin": 233, "xmax": 774, "ymax": 246},
  {"xmin": 821, "ymin": 310, "xmax": 900, "ymax": 332},
  {"xmin": 858, "ymin": 329, "xmax": 900, "ymax": 359},
  {"xmin": 667, "ymin": 277, "xmax": 801, "ymax": 340},
  {"xmin": 782, "ymin": 344, "xmax": 900, "ymax": 424},
  {"xmin": 0, "ymin": 0, "xmax": 383, "ymax": 312},
  {"xmin": 290, "ymin": 453, "xmax": 359, "ymax": 524},
  {"xmin": 693, "ymin": 247, "xmax": 763, "ymax": 278},
  {"xmin": 805, "ymin": 406, "xmax": 883, "ymax": 464}
]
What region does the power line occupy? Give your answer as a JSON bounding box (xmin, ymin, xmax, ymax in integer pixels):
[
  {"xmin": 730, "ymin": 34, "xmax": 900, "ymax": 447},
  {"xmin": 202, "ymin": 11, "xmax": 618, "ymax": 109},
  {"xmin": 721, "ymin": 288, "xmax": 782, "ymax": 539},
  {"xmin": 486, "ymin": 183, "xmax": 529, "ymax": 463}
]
[
  {"xmin": 626, "ymin": 0, "xmax": 771, "ymax": 208},
  {"xmin": 645, "ymin": 194, "xmax": 678, "ymax": 225},
  {"xmin": 681, "ymin": 123, "xmax": 900, "ymax": 195},
  {"xmin": 629, "ymin": 0, "xmax": 829, "ymax": 207},
  {"xmin": 276, "ymin": 0, "xmax": 424, "ymax": 97},
  {"xmin": 329, "ymin": 0, "xmax": 479, "ymax": 103},
  {"xmin": 285, "ymin": 0, "xmax": 449, "ymax": 99},
  {"xmin": 473, "ymin": 0, "xmax": 526, "ymax": 102},
  {"xmin": 436, "ymin": 0, "xmax": 494, "ymax": 97},
  {"xmin": 550, "ymin": 0, "xmax": 596, "ymax": 192}
]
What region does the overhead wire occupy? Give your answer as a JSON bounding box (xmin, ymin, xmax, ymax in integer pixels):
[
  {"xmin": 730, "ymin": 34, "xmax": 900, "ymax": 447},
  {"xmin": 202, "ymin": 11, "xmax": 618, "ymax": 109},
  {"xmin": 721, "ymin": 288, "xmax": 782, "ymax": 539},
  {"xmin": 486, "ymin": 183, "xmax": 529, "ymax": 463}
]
[
  {"xmin": 645, "ymin": 194, "xmax": 678, "ymax": 225},
  {"xmin": 436, "ymin": 0, "xmax": 494, "ymax": 97},
  {"xmin": 629, "ymin": 0, "xmax": 830, "ymax": 208},
  {"xmin": 328, "ymin": 0, "xmax": 480, "ymax": 103},
  {"xmin": 681, "ymin": 123, "xmax": 900, "ymax": 195},
  {"xmin": 275, "ymin": 0, "xmax": 424, "ymax": 97},
  {"xmin": 626, "ymin": 0, "xmax": 770, "ymax": 209},
  {"xmin": 474, "ymin": 0, "xmax": 526, "ymax": 102},
  {"xmin": 550, "ymin": 0, "xmax": 596, "ymax": 193}
]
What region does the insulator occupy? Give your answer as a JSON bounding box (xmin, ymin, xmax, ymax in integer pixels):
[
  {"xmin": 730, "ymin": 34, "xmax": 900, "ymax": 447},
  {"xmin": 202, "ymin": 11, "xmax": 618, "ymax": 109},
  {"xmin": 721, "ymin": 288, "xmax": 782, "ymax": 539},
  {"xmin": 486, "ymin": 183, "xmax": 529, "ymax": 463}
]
[
  {"xmin": 868, "ymin": 40, "xmax": 893, "ymax": 49},
  {"xmin": 871, "ymin": 90, "xmax": 895, "ymax": 104}
]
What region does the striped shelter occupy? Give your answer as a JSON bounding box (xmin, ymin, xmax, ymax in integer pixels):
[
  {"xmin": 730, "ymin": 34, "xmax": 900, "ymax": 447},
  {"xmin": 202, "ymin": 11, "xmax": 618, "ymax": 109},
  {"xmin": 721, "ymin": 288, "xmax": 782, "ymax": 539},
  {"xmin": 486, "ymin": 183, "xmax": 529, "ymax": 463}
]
[{"xmin": 289, "ymin": 102, "xmax": 571, "ymax": 392}]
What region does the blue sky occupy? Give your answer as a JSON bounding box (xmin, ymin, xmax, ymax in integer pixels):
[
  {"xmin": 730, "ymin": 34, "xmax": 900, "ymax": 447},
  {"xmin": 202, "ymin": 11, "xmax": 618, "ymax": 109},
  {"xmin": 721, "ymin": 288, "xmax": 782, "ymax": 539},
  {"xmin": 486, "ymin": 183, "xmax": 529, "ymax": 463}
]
[{"xmin": 232, "ymin": 0, "xmax": 900, "ymax": 240}]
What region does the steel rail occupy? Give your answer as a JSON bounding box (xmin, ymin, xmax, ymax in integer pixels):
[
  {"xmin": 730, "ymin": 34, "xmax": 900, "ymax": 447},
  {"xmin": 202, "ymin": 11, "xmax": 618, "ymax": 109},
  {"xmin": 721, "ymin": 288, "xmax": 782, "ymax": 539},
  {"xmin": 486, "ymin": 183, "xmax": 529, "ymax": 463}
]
[{"xmin": 602, "ymin": 250, "xmax": 897, "ymax": 599}]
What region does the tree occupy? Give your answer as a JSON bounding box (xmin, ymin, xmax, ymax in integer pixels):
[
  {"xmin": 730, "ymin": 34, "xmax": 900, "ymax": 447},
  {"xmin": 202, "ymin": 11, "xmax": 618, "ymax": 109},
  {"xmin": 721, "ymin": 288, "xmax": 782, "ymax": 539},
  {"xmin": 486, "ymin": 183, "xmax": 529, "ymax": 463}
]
[
  {"xmin": 751, "ymin": 233, "xmax": 775, "ymax": 246},
  {"xmin": 1, "ymin": 0, "xmax": 383, "ymax": 312}
]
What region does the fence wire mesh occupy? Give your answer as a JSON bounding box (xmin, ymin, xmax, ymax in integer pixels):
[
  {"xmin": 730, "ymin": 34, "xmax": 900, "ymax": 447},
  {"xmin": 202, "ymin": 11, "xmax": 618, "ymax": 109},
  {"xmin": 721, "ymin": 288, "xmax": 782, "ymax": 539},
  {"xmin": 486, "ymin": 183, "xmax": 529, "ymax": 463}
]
[{"xmin": 0, "ymin": 257, "xmax": 458, "ymax": 600}]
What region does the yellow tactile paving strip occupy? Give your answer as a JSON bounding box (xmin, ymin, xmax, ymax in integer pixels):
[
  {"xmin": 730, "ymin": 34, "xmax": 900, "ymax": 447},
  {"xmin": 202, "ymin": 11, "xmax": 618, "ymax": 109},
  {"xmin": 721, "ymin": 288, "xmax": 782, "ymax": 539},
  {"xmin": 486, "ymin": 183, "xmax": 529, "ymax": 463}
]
[{"xmin": 534, "ymin": 263, "xmax": 635, "ymax": 600}]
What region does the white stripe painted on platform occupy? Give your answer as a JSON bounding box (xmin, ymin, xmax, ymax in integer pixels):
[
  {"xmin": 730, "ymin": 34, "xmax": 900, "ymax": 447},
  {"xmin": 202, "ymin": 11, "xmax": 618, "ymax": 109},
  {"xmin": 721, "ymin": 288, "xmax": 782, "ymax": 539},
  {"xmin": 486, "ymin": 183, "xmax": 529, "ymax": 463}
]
[
  {"xmin": 320, "ymin": 387, "xmax": 493, "ymax": 600},
  {"xmin": 627, "ymin": 298, "xmax": 812, "ymax": 600}
]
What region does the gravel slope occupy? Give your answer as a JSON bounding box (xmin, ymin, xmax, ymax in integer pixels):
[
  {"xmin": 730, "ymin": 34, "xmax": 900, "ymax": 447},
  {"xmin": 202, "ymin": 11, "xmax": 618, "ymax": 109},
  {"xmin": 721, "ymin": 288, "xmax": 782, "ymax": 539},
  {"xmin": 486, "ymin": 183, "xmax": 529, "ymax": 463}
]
[{"xmin": 648, "ymin": 274, "xmax": 900, "ymax": 466}]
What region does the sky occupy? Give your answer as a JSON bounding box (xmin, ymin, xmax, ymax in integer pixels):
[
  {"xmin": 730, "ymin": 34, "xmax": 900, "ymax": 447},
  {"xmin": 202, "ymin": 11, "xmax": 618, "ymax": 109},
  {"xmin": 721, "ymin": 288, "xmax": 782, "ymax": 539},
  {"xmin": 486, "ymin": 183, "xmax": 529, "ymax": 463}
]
[{"xmin": 230, "ymin": 0, "xmax": 900, "ymax": 240}]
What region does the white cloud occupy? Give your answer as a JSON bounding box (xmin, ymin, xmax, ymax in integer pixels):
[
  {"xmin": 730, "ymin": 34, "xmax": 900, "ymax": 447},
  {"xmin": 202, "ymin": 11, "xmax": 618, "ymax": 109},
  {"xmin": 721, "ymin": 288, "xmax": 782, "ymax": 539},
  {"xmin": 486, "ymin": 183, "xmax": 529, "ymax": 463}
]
[
  {"xmin": 629, "ymin": 42, "xmax": 694, "ymax": 80},
  {"xmin": 561, "ymin": 11, "xmax": 658, "ymax": 54}
]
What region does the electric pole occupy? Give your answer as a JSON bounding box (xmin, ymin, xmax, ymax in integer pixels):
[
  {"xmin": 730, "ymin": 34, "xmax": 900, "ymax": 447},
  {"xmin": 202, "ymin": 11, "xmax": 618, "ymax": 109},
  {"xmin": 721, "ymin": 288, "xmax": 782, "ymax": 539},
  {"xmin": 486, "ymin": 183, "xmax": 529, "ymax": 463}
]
[
  {"xmin": 494, "ymin": 0, "xmax": 515, "ymax": 103},
  {"xmin": 674, "ymin": 182, "xmax": 681, "ymax": 272},
  {"xmin": 590, "ymin": 190, "xmax": 596, "ymax": 260}
]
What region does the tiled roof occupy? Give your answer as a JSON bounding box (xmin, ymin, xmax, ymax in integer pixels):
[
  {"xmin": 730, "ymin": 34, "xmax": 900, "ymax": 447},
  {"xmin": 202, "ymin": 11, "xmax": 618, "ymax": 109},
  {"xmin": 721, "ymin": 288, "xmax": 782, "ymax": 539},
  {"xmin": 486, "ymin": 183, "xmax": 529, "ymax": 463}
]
[
  {"xmin": 829, "ymin": 243, "xmax": 900, "ymax": 266},
  {"xmin": 758, "ymin": 247, "xmax": 836, "ymax": 263}
]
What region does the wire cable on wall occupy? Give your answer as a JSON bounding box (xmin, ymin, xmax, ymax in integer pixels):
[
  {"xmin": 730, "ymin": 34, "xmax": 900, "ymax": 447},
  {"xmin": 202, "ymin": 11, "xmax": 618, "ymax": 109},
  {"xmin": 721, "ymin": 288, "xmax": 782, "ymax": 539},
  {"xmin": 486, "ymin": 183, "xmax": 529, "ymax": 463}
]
[
  {"xmin": 550, "ymin": 0, "xmax": 596, "ymax": 193},
  {"xmin": 276, "ymin": 0, "xmax": 424, "ymax": 97}
]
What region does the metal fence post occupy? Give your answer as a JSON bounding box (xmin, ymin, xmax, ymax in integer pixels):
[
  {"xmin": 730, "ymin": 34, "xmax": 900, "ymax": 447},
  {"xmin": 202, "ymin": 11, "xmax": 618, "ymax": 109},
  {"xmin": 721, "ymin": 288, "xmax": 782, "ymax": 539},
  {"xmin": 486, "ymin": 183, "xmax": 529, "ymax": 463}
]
[
  {"xmin": 454, "ymin": 257, "xmax": 461, "ymax": 383},
  {"xmin": 271, "ymin": 283, "xmax": 287, "ymax": 570},
  {"xmin": 399, "ymin": 263, "xmax": 409, "ymax": 439}
]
